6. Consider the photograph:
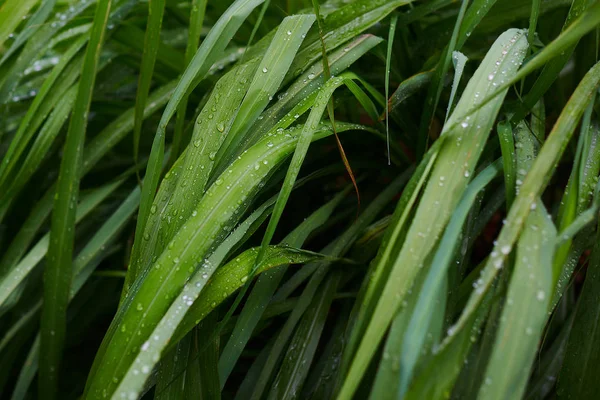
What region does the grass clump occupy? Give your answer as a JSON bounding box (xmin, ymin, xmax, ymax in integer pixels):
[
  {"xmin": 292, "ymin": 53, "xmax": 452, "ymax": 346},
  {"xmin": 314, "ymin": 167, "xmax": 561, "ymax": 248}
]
[{"xmin": 1, "ymin": 0, "xmax": 600, "ymax": 399}]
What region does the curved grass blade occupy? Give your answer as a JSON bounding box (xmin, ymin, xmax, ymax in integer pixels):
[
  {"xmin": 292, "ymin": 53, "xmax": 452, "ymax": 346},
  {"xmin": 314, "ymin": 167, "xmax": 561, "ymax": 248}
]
[
  {"xmin": 436, "ymin": 60, "xmax": 600, "ymax": 373},
  {"xmin": 212, "ymin": 14, "xmax": 316, "ymax": 171},
  {"xmin": 511, "ymin": 0, "xmax": 589, "ymax": 122},
  {"xmin": 114, "ymin": 245, "xmax": 324, "ymax": 399},
  {"xmin": 132, "ymin": 0, "xmax": 266, "ymax": 284},
  {"xmin": 450, "ymin": 1, "xmax": 600, "ymax": 134},
  {"xmin": 83, "ymin": 124, "xmax": 337, "ymax": 399},
  {"xmin": 397, "ymin": 159, "xmax": 502, "ymax": 398},
  {"xmin": 338, "ymin": 29, "xmax": 529, "ymax": 399},
  {"xmin": 479, "ymin": 203, "xmax": 556, "ymax": 400},
  {"xmin": 388, "ymin": 70, "xmax": 433, "ymax": 112},
  {"xmin": 40, "ymin": 0, "xmax": 113, "ymax": 395}
]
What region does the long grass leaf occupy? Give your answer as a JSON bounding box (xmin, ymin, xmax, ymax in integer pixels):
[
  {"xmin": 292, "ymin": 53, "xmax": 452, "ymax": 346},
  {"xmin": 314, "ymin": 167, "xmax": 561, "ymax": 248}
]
[
  {"xmin": 40, "ymin": 1, "xmax": 113, "ymax": 396},
  {"xmin": 338, "ymin": 29, "xmax": 529, "ymax": 399}
]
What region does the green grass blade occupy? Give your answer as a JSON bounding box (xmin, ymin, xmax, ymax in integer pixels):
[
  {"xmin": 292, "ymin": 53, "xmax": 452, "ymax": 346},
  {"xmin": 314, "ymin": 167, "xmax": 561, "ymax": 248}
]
[
  {"xmin": 438, "ymin": 60, "xmax": 600, "ymax": 370},
  {"xmin": 398, "ymin": 159, "xmax": 502, "ymax": 398},
  {"xmin": 0, "ymin": 0, "xmax": 56, "ymax": 68},
  {"xmin": 131, "ymin": 0, "xmax": 265, "ymax": 294},
  {"xmin": 0, "ymin": 0, "xmax": 38, "ymax": 55},
  {"xmin": 132, "ymin": 0, "xmax": 166, "ymax": 170},
  {"xmin": 338, "ymin": 29, "xmax": 529, "ymax": 399},
  {"xmin": 497, "ymin": 120, "xmax": 516, "ymax": 208},
  {"xmin": 212, "ymin": 14, "xmax": 316, "ymax": 171},
  {"xmin": 385, "ymin": 14, "xmax": 398, "ymax": 164},
  {"xmin": 479, "ymin": 206, "xmax": 556, "ymax": 400},
  {"xmin": 511, "ymin": 0, "xmax": 589, "ymax": 122},
  {"xmin": 113, "ymin": 246, "xmax": 324, "ymax": 399},
  {"xmin": 39, "ymin": 0, "xmax": 113, "ymax": 396}
]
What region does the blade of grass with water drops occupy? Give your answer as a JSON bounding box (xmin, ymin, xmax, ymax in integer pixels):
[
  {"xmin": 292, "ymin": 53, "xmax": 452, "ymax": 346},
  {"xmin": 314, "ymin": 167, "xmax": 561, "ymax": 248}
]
[
  {"xmin": 436, "ymin": 60, "xmax": 600, "ymax": 379},
  {"xmin": 397, "ymin": 159, "xmax": 502, "ymax": 399},
  {"xmin": 0, "ymin": 0, "xmax": 39, "ymax": 56},
  {"xmin": 478, "ymin": 117, "xmax": 556, "ymax": 400},
  {"xmin": 337, "ymin": 29, "xmax": 529, "ymax": 399},
  {"xmin": 82, "ymin": 123, "xmax": 339, "ymax": 399},
  {"xmin": 124, "ymin": 60, "xmax": 259, "ymax": 296},
  {"xmin": 114, "ymin": 245, "xmax": 325, "ymax": 399},
  {"xmin": 131, "ymin": 0, "xmax": 265, "ymax": 282},
  {"xmin": 211, "ymin": 14, "xmax": 315, "ymax": 171}
]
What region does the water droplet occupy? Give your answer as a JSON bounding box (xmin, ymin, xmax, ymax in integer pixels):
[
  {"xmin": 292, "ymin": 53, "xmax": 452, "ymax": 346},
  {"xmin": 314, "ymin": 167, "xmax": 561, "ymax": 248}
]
[
  {"xmin": 536, "ymin": 290, "xmax": 545, "ymax": 301},
  {"xmin": 262, "ymin": 67, "xmax": 268, "ymax": 73}
]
